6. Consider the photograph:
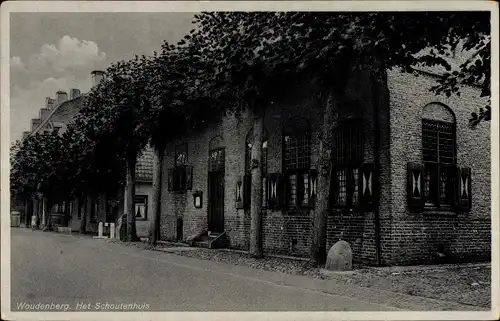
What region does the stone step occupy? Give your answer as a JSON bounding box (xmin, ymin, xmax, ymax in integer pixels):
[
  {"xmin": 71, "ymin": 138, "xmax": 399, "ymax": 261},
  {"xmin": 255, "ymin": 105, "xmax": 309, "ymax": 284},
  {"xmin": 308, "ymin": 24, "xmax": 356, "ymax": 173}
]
[{"xmin": 192, "ymin": 241, "xmax": 209, "ymax": 248}]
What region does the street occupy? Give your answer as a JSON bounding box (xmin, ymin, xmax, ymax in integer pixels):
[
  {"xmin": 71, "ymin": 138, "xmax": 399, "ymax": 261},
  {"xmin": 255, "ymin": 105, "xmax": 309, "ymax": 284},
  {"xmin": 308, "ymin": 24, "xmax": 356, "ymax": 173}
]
[{"xmin": 10, "ymin": 228, "xmax": 397, "ymax": 311}]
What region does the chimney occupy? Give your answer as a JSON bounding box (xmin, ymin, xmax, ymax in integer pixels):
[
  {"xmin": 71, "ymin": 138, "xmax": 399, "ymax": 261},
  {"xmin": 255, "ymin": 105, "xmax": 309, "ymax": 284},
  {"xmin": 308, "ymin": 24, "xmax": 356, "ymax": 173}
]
[
  {"xmin": 31, "ymin": 118, "xmax": 41, "ymax": 132},
  {"xmin": 39, "ymin": 108, "xmax": 51, "ymax": 121},
  {"xmin": 22, "ymin": 131, "xmax": 30, "ymax": 140},
  {"xmin": 45, "ymin": 97, "xmax": 55, "ymax": 110},
  {"xmin": 70, "ymin": 88, "xmax": 81, "ymax": 100},
  {"xmin": 56, "ymin": 91, "xmax": 68, "ymax": 104},
  {"xmin": 91, "ymin": 70, "xmax": 105, "ymax": 87}
]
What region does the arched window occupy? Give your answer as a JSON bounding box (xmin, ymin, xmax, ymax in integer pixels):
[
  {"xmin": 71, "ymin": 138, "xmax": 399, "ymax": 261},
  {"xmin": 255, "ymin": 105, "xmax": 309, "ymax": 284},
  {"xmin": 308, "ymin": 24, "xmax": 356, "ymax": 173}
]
[
  {"xmin": 283, "ymin": 117, "xmax": 311, "ymax": 208},
  {"xmin": 422, "ymin": 103, "xmax": 456, "ymax": 208},
  {"xmin": 244, "ymin": 129, "xmax": 268, "ymax": 208},
  {"xmin": 209, "ymin": 136, "xmax": 225, "ymax": 172}
]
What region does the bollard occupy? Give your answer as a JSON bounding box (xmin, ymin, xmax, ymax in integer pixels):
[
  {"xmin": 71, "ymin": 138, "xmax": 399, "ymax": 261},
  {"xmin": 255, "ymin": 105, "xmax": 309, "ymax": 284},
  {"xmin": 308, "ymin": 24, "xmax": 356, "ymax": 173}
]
[
  {"xmin": 31, "ymin": 216, "xmax": 38, "ymax": 230},
  {"xmin": 110, "ymin": 223, "xmax": 115, "ymax": 239},
  {"xmin": 98, "ymin": 222, "xmax": 104, "ymax": 237}
]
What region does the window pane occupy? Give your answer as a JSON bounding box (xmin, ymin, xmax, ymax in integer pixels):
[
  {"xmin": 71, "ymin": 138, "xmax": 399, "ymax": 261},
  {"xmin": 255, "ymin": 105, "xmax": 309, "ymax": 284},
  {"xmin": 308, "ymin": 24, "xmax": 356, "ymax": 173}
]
[
  {"xmin": 423, "ymin": 120, "xmax": 438, "ymax": 163},
  {"xmin": 424, "ymin": 163, "xmax": 438, "ymax": 206},
  {"xmin": 301, "ymin": 173, "xmax": 309, "ymax": 206},
  {"xmin": 336, "ymin": 170, "xmax": 347, "ymax": 206},
  {"xmin": 438, "ymin": 122, "xmax": 454, "ymax": 165},
  {"xmin": 285, "ymin": 137, "xmax": 298, "ymax": 170},
  {"xmin": 439, "ymin": 166, "xmax": 454, "ymax": 206},
  {"xmin": 333, "ymin": 120, "xmax": 363, "ymax": 167},
  {"xmin": 288, "ymin": 174, "xmax": 297, "ymax": 206},
  {"xmin": 351, "ymin": 168, "xmax": 359, "ymax": 206},
  {"xmin": 134, "ymin": 196, "xmax": 147, "ymax": 220}
]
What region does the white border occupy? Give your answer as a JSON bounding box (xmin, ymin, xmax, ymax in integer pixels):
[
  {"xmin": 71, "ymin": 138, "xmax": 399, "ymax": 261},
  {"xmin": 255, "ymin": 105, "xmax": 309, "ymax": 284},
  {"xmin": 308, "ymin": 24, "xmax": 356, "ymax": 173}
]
[{"xmin": 1, "ymin": 1, "xmax": 498, "ymax": 321}]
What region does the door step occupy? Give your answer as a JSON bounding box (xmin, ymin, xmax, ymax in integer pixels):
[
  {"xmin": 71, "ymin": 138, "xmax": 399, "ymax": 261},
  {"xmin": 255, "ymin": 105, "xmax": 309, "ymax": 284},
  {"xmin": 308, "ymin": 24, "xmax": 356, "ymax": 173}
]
[
  {"xmin": 192, "ymin": 241, "xmax": 210, "ymax": 248},
  {"xmin": 190, "ymin": 231, "xmax": 227, "ymax": 249}
]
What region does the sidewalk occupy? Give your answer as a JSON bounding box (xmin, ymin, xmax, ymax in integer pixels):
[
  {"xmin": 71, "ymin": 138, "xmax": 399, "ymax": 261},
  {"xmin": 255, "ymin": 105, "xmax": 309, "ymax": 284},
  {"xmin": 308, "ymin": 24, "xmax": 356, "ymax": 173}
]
[{"xmin": 104, "ymin": 237, "xmax": 490, "ymax": 311}]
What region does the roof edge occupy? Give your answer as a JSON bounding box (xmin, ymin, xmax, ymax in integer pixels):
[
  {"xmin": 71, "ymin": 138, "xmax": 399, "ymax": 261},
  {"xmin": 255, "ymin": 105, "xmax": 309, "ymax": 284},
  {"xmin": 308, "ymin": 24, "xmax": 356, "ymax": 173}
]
[{"xmin": 28, "ymin": 93, "xmax": 88, "ymax": 137}]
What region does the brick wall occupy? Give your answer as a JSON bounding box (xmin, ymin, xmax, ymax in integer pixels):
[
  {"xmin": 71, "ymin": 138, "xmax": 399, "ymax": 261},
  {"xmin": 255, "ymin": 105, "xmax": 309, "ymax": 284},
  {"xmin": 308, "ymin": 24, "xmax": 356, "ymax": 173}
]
[
  {"xmin": 261, "ymin": 211, "xmax": 312, "ymax": 256},
  {"xmin": 158, "ymin": 72, "xmax": 379, "ymax": 259},
  {"xmin": 386, "ymin": 68, "xmax": 491, "ymax": 265},
  {"xmin": 326, "ymin": 213, "xmax": 378, "ymax": 264}
]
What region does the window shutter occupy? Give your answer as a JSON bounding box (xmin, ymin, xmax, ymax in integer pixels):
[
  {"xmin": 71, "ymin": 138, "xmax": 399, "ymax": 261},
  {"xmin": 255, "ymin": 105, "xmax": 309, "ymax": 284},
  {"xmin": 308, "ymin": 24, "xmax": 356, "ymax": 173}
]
[
  {"xmin": 297, "ymin": 173, "xmax": 306, "ymax": 206},
  {"xmin": 267, "ymin": 173, "xmax": 282, "ymax": 210},
  {"xmin": 308, "ymin": 169, "xmax": 318, "ymax": 207},
  {"xmin": 358, "ymin": 163, "xmax": 376, "ymax": 210},
  {"xmin": 185, "ymin": 166, "xmax": 193, "ymax": 190},
  {"xmin": 167, "ymin": 168, "xmax": 174, "ymax": 192},
  {"xmin": 407, "ymin": 162, "xmax": 425, "ymax": 211},
  {"xmin": 243, "ymin": 174, "xmax": 251, "ymax": 209},
  {"xmin": 456, "ymin": 167, "xmax": 472, "ymax": 212},
  {"xmin": 235, "ymin": 175, "xmax": 244, "ymax": 209}
]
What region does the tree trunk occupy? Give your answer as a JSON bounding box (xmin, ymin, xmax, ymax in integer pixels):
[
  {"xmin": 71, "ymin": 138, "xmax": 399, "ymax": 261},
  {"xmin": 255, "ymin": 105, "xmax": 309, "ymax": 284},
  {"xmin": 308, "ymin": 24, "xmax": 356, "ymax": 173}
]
[
  {"xmin": 149, "ymin": 147, "xmax": 164, "ymax": 245},
  {"xmin": 125, "ymin": 156, "xmax": 140, "ymax": 242},
  {"xmin": 249, "ymin": 104, "xmax": 264, "ymax": 258},
  {"xmin": 42, "ymin": 197, "xmax": 51, "ymax": 231},
  {"xmin": 63, "ymin": 200, "xmax": 70, "ymax": 227},
  {"xmin": 79, "ymin": 195, "xmax": 87, "ymax": 234},
  {"xmin": 311, "ymin": 87, "xmax": 339, "ymax": 266},
  {"xmin": 24, "ymin": 201, "xmax": 29, "ymax": 227}
]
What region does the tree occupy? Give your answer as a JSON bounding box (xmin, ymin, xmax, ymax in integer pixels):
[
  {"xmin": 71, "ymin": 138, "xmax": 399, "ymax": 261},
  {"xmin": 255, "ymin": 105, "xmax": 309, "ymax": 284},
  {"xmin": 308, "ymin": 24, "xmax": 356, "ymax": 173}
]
[
  {"xmin": 79, "ymin": 56, "xmax": 173, "ymax": 242},
  {"xmin": 11, "ymin": 130, "xmax": 74, "ymax": 230}
]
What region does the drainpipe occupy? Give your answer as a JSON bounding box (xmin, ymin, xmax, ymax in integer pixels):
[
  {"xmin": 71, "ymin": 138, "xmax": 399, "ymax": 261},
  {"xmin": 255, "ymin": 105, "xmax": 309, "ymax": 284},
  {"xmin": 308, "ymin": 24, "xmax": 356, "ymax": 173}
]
[{"xmin": 371, "ymin": 71, "xmax": 382, "ymax": 266}]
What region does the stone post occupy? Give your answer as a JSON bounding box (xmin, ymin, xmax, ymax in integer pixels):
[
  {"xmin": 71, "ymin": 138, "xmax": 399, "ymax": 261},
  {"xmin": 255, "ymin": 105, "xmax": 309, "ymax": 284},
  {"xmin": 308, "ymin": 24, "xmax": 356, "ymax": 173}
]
[
  {"xmin": 110, "ymin": 223, "xmax": 116, "ymax": 239},
  {"xmin": 98, "ymin": 222, "xmax": 104, "ymax": 237}
]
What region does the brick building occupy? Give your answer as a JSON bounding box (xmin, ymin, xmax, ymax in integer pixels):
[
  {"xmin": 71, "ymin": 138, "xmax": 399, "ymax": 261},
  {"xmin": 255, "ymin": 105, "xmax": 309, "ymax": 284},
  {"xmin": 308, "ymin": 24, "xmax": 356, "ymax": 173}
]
[
  {"xmin": 157, "ymin": 66, "xmax": 490, "ymax": 266},
  {"xmin": 18, "ymin": 70, "xmax": 154, "ymax": 238}
]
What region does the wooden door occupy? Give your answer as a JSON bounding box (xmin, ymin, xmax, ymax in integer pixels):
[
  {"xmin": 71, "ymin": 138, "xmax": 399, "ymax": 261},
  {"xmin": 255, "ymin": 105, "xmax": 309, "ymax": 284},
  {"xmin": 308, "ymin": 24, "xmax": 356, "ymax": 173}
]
[{"xmin": 208, "ymin": 171, "xmax": 225, "ymax": 233}]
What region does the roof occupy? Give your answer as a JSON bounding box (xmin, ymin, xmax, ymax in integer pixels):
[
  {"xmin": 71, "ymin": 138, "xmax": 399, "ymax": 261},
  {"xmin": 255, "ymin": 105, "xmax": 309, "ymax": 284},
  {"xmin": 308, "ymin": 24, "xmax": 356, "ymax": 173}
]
[
  {"xmin": 28, "ymin": 92, "xmax": 154, "ymax": 183},
  {"xmin": 136, "ymin": 147, "xmax": 154, "ymax": 182},
  {"xmin": 30, "ymin": 94, "xmax": 88, "ymax": 136}
]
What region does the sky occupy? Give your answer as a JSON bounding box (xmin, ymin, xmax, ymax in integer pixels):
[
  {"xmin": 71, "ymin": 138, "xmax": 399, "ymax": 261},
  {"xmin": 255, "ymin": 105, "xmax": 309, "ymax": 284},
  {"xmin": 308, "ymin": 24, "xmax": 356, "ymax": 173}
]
[{"xmin": 9, "ymin": 13, "xmax": 195, "ymax": 143}]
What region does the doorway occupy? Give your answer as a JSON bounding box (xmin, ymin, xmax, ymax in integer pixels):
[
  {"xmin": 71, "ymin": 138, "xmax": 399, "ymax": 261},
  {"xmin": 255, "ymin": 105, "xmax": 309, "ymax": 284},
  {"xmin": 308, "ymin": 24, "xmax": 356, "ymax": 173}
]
[{"xmin": 207, "ymin": 146, "xmax": 225, "ymax": 233}]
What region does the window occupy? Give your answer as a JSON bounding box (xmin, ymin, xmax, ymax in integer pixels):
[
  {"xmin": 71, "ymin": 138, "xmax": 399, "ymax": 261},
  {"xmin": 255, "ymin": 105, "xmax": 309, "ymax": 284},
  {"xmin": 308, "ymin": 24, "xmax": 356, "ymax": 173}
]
[
  {"xmin": 55, "ymin": 202, "xmax": 65, "ymax": 213},
  {"xmin": 422, "ymin": 116, "xmax": 456, "ymax": 208},
  {"xmin": 283, "ymin": 117, "xmax": 311, "ymax": 208},
  {"xmin": 168, "ymin": 143, "xmax": 193, "ymax": 193},
  {"xmin": 209, "ymin": 148, "xmax": 225, "ymax": 172},
  {"xmin": 175, "ymin": 144, "xmax": 188, "ymax": 167},
  {"xmin": 135, "ymin": 195, "xmax": 148, "ymax": 220},
  {"xmin": 331, "ymin": 119, "xmax": 363, "ymax": 208},
  {"xmin": 244, "ymin": 129, "xmax": 268, "ymax": 208}
]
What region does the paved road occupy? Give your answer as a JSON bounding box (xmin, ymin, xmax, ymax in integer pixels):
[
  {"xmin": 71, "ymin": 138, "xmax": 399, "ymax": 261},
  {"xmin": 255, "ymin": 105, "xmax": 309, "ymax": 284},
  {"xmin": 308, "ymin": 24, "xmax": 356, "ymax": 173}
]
[{"xmin": 10, "ymin": 228, "xmax": 397, "ymax": 312}]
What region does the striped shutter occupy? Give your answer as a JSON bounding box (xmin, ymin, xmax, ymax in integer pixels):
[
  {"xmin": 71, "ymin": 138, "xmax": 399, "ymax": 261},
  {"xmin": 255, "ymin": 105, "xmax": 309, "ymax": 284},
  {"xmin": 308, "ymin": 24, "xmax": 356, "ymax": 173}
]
[
  {"xmin": 456, "ymin": 167, "xmax": 472, "ymax": 212},
  {"xmin": 235, "ymin": 175, "xmax": 244, "ymax": 209},
  {"xmin": 308, "ymin": 169, "xmax": 318, "ymax": 207},
  {"xmin": 407, "ymin": 162, "xmax": 425, "ymax": 211},
  {"xmin": 267, "ymin": 173, "xmax": 283, "ymax": 210},
  {"xmin": 358, "ymin": 163, "xmax": 376, "ymax": 210}
]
